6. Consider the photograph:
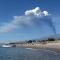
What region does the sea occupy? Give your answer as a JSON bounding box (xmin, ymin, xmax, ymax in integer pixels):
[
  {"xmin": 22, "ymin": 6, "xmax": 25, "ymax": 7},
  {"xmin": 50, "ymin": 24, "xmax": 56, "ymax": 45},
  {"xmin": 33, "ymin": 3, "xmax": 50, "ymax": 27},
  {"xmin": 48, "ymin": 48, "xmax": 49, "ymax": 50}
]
[{"xmin": 0, "ymin": 47, "xmax": 60, "ymax": 60}]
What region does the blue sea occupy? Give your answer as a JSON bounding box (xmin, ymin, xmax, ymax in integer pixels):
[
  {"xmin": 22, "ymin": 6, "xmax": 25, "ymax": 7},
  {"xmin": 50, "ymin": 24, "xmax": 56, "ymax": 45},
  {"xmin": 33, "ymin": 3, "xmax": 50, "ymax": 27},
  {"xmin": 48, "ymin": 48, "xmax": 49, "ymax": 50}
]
[{"xmin": 0, "ymin": 48, "xmax": 60, "ymax": 60}]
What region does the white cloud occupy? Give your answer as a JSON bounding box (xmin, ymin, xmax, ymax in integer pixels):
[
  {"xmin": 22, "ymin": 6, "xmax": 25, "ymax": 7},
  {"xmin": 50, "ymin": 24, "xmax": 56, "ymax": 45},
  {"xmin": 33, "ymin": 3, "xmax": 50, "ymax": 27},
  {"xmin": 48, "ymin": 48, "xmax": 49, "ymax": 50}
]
[
  {"xmin": 25, "ymin": 7, "xmax": 41, "ymax": 16},
  {"xmin": 25, "ymin": 7, "xmax": 50, "ymax": 17},
  {"xmin": 0, "ymin": 7, "xmax": 50, "ymax": 32},
  {"xmin": 43, "ymin": 11, "xmax": 49, "ymax": 16}
]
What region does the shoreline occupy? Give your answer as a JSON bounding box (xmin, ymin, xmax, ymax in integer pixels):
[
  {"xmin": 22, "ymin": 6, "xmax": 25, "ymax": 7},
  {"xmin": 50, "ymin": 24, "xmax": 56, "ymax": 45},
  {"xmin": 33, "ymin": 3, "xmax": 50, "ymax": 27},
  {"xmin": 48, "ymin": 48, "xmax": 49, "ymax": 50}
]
[
  {"xmin": 2, "ymin": 41, "xmax": 60, "ymax": 53},
  {"xmin": 15, "ymin": 42, "xmax": 60, "ymax": 53}
]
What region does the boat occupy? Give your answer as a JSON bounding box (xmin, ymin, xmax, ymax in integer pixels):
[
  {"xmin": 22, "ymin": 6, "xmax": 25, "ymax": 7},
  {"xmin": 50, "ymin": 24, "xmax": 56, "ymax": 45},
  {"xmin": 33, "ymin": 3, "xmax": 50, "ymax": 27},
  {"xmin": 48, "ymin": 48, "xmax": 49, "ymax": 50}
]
[{"xmin": 2, "ymin": 45, "xmax": 11, "ymax": 47}]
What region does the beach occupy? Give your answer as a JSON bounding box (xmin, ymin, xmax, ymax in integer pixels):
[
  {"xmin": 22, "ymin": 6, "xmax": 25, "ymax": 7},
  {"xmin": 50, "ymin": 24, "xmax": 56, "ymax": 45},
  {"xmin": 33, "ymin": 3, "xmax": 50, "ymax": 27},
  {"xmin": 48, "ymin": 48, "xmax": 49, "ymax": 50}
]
[{"xmin": 15, "ymin": 41, "xmax": 60, "ymax": 53}]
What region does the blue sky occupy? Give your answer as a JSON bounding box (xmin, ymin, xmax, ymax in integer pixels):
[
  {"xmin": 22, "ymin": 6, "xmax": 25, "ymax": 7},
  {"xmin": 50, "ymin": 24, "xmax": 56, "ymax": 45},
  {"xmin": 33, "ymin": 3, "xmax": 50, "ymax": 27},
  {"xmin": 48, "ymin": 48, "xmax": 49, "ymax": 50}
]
[{"xmin": 0, "ymin": 0, "xmax": 60, "ymax": 42}]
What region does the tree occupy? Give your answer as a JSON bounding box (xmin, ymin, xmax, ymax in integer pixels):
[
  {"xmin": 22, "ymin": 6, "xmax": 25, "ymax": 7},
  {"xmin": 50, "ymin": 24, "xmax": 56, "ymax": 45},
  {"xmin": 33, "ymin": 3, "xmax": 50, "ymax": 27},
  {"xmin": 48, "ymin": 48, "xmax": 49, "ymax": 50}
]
[
  {"xmin": 27, "ymin": 40, "xmax": 32, "ymax": 43},
  {"xmin": 48, "ymin": 38, "xmax": 55, "ymax": 41}
]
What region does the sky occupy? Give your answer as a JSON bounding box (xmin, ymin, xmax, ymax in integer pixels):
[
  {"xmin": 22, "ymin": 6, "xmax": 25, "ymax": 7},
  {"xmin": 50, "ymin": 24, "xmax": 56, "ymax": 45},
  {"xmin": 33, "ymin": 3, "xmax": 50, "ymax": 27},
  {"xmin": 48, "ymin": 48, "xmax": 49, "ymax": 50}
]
[{"xmin": 0, "ymin": 0, "xmax": 60, "ymax": 42}]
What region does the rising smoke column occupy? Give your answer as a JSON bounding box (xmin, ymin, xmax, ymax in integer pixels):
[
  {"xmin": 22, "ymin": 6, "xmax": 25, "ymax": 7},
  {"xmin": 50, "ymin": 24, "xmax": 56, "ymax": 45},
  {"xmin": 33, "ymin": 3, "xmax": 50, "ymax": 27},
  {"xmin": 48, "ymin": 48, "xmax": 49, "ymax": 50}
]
[
  {"xmin": 31, "ymin": 16, "xmax": 56, "ymax": 34},
  {"xmin": 0, "ymin": 7, "xmax": 56, "ymax": 34},
  {"xmin": 48, "ymin": 17, "xmax": 56, "ymax": 34},
  {"xmin": 40, "ymin": 16, "xmax": 56, "ymax": 34},
  {"xmin": 25, "ymin": 7, "xmax": 56, "ymax": 34}
]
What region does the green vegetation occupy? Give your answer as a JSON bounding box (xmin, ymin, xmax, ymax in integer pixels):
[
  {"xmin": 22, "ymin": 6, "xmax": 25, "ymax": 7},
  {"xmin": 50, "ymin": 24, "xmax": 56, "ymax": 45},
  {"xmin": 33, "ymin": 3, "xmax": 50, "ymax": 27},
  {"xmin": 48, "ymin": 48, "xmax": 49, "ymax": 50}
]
[{"xmin": 48, "ymin": 38, "xmax": 55, "ymax": 41}]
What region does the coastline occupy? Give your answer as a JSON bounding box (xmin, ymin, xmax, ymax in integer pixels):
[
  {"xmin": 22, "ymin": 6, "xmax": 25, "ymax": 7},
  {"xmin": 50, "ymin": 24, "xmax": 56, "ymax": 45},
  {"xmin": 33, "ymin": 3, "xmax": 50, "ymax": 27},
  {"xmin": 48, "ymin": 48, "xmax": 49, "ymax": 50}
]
[
  {"xmin": 15, "ymin": 42, "xmax": 60, "ymax": 53},
  {"xmin": 3, "ymin": 41, "xmax": 60, "ymax": 53}
]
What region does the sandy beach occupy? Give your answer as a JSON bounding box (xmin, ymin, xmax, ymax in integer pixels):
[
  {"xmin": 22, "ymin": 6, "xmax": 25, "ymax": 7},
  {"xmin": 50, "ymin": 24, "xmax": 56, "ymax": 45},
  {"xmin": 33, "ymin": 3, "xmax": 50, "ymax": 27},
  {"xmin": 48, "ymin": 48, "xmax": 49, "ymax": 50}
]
[{"xmin": 15, "ymin": 41, "xmax": 60, "ymax": 53}]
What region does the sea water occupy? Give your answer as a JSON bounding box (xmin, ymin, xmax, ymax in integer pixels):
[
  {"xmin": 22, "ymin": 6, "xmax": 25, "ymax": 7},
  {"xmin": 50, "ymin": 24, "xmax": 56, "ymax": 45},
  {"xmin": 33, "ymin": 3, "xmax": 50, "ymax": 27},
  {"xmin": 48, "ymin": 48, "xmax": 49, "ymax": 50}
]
[{"xmin": 0, "ymin": 48, "xmax": 60, "ymax": 60}]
